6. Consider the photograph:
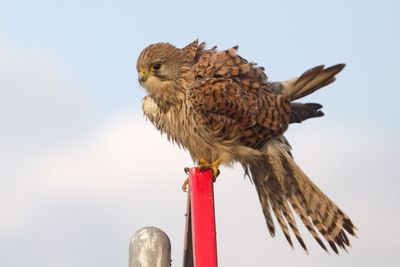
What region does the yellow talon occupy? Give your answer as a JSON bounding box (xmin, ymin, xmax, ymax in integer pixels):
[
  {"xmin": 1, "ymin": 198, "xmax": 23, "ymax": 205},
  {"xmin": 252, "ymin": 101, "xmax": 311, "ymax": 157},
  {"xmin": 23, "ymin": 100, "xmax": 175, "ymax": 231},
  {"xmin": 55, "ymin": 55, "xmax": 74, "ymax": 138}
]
[
  {"xmin": 182, "ymin": 177, "xmax": 190, "ymax": 192},
  {"xmin": 181, "ymin": 160, "xmax": 221, "ymax": 192},
  {"xmin": 198, "ymin": 159, "xmax": 208, "ymax": 165},
  {"xmin": 198, "ymin": 159, "xmax": 222, "ymax": 180}
]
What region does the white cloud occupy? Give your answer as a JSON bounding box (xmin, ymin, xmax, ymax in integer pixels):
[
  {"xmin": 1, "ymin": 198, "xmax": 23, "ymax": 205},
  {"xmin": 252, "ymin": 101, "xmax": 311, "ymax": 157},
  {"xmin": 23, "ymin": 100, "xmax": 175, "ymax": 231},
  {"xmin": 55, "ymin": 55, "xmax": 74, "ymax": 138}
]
[
  {"xmin": 0, "ymin": 108, "xmax": 191, "ymax": 266},
  {"xmin": 1, "ymin": 108, "xmax": 399, "ymax": 266}
]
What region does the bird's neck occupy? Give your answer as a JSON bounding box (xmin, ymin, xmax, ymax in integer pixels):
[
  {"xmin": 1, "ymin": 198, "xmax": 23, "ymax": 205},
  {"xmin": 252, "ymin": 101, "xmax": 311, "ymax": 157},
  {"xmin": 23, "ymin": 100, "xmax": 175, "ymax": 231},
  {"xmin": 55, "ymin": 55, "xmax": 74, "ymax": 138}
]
[
  {"xmin": 150, "ymin": 92, "xmax": 185, "ymax": 113},
  {"xmin": 149, "ymin": 76, "xmax": 190, "ymax": 112}
]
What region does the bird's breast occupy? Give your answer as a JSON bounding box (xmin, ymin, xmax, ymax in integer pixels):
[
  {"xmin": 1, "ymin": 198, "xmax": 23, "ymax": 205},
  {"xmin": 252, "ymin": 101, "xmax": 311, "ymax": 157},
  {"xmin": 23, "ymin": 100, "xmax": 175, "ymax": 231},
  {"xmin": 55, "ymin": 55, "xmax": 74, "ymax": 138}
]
[{"xmin": 142, "ymin": 96, "xmax": 217, "ymax": 162}]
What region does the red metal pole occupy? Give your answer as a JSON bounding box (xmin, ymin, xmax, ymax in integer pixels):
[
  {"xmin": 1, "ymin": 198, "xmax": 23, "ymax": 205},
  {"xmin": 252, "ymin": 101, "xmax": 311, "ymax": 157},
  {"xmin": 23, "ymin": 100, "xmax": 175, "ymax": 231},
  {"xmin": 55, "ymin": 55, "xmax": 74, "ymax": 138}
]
[{"xmin": 189, "ymin": 167, "xmax": 218, "ymax": 267}]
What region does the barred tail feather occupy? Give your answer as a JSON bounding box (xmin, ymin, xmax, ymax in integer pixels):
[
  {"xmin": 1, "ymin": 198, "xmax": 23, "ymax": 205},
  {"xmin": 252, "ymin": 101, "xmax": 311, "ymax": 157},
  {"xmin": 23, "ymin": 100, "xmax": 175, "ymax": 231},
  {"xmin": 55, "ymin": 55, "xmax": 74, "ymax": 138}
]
[{"xmin": 247, "ymin": 137, "xmax": 356, "ymax": 253}]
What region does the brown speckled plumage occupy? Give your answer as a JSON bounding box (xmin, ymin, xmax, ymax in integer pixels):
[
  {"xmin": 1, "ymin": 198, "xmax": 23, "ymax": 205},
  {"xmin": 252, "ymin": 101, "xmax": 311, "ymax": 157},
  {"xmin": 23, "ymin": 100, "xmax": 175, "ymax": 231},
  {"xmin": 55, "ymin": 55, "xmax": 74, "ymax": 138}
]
[{"xmin": 136, "ymin": 40, "xmax": 356, "ymax": 253}]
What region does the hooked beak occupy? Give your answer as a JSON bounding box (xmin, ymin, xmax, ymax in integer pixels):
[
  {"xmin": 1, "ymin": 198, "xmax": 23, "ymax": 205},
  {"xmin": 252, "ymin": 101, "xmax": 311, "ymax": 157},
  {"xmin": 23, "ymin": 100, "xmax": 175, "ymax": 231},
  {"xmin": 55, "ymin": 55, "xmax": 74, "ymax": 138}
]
[{"xmin": 138, "ymin": 70, "xmax": 148, "ymax": 85}]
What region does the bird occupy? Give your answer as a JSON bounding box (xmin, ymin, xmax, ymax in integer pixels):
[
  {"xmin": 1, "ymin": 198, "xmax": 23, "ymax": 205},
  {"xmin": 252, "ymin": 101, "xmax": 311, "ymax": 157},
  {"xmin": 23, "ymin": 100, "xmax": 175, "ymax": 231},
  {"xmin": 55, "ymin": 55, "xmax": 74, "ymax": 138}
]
[{"xmin": 136, "ymin": 40, "xmax": 357, "ymax": 253}]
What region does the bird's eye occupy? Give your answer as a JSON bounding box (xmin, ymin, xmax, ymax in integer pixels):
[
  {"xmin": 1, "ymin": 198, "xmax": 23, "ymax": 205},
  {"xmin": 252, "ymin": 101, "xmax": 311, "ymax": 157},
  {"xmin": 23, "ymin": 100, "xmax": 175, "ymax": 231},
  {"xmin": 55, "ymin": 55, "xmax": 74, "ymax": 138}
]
[{"xmin": 150, "ymin": 63, "xmax": 161, "ymax": 71}]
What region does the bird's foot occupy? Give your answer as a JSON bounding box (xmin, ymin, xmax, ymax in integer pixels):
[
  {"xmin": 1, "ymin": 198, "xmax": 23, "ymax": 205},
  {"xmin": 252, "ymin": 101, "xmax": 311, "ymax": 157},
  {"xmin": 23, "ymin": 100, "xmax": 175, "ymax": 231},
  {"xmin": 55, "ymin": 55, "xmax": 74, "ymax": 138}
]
[
  {"xmin": 181, "ymin": 167, "xmax": 191, "ymax": 192},
  {"xmin": 198, "ymin": 159, "xmax": 221, "ymax": 182},
  {"xmin": 181, "ymin": 161, "xmax": 221, "ymax": 192},
  {"xmin": 182, "ymin": 177, "xmax": 190, "ymax": 192}
]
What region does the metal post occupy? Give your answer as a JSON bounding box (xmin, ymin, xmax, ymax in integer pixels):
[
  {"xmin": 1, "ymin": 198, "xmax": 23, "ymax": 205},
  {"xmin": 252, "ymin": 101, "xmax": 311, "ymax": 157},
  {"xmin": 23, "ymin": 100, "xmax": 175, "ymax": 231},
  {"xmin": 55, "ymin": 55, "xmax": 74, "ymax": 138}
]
[
  {"xmin": 182, "ymin": 191, "xmax": 194, "ymax": 267},
  {"xmin": 129, "ymin": 226, "xmax": 171, "ymax": 267},
  {"xmin": 188, "ymin": 167, "xmax": 218, "ymax": 267}
]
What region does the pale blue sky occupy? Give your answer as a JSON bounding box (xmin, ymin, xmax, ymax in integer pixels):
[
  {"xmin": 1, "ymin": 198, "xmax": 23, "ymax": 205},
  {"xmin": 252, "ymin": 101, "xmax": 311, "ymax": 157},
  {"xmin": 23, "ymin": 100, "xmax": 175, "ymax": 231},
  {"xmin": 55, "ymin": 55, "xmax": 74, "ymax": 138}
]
[{"xmin": 1, "ymin": 1, "xmax": 399, "ymax": 266}]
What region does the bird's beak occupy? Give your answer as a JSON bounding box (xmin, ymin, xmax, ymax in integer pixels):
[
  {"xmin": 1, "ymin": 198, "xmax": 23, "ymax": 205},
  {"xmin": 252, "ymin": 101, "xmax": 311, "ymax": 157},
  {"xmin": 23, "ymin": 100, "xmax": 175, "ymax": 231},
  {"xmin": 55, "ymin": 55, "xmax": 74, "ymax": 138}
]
[{"xmin": 138, "ymin": 69, "xmax": 148, "ymax": 85}]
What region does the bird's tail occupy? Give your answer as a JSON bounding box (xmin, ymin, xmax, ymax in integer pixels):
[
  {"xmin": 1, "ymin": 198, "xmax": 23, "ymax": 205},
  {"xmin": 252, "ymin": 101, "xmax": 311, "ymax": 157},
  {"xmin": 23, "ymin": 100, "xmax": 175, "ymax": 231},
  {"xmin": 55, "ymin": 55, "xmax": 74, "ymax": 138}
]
[
  {"xmin": 281, "ymin": 64, "xmax": 346, "ymax": 101},
  {"xmin": 245, "ymin": 137, "xmax": 357, "ymax": 253}
]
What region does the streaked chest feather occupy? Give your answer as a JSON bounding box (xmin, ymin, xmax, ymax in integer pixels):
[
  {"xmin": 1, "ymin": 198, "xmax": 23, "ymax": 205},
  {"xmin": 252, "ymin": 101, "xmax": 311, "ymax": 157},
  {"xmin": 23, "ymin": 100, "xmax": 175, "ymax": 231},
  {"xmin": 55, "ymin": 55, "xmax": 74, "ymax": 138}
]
[
  {"xmin": 142, "ymin": 96, "xmax": 214, "ymax": 160},
  {"xmin": 142, "ymin": 96, "xmax": 262, "ymax": 164}
]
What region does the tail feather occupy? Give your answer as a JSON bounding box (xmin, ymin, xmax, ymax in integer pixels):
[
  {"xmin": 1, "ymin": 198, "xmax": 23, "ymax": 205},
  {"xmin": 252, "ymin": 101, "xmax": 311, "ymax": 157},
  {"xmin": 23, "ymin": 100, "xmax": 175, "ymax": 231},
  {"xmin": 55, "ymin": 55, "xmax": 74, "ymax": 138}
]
[
  {"xmin": 253, "ymin": 169, "xmax": 276, "ymax": 237},
  {"xmin": 247, "ymin": 137, "xmax": 356, "ymax": 253},
  {"xmin": 266, "ymin": 140, "xmax": 310, "ymax": 252},
  {"xmin": 270, "ymin": 193, "xmax": 295, "ymax": 248},
  {"xmin": 254, "ymin": 170, "xmax": 307, "ymax": 251},
  {"xmin": 281, "ymin": 64, "xmax": 346, "ymax": 101},
  {"xmin": 281, "ymin": 198, "xmax": 307, "ymax": 251},
  {"xmin": 280, "ymin": 156, "xmax": 329, "ymax": 251},
  {"xmin": 287, "ymin": 193, "xmax": 328, "ymax": 251},
  {"xmin": 292, "ymin": 65, "xmax": 325, "ymax": 98}
]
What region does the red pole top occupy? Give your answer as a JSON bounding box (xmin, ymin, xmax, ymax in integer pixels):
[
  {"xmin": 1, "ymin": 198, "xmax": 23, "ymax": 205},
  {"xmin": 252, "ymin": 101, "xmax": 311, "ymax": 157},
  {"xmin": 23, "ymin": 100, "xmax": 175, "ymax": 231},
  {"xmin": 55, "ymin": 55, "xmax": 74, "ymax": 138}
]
[{"xmin": 189, "ymin": 167, "xmax": 218, "ymax": 267}]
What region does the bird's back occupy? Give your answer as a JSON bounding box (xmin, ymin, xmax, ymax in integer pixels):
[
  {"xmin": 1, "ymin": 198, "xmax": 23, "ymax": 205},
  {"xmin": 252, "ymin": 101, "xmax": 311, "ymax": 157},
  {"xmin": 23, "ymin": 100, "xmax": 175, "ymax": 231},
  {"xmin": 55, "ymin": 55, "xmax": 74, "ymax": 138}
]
[{"xmin": 185, "ymin": 44, "xmax": 292, "ymax": 150}]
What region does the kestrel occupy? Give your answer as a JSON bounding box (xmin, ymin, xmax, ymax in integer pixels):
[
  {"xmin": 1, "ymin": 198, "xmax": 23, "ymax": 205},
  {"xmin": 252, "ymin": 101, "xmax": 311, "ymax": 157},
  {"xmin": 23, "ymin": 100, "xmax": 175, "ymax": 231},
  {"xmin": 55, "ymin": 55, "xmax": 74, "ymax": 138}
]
[{"xmin": 136, "ymin": 40, "xmax": 356, "ymax": 253}]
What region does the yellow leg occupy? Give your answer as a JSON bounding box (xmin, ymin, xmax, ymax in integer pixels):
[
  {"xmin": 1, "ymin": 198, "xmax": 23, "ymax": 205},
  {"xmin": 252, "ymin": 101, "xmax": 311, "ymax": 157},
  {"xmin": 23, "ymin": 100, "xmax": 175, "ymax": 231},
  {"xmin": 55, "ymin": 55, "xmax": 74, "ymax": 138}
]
[
  {"xmin": 198, "ymin": 159, "xmax": 222, "ymax": 181},
  {"xmin": 181, "ymin": 160, "xmax": 221, "ymax": 192}
]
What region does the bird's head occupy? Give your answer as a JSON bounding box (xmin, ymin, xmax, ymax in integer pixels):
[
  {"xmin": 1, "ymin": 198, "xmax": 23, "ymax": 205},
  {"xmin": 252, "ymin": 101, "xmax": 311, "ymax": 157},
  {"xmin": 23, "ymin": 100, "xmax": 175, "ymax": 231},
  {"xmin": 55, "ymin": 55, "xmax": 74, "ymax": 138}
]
[{"xmin": 136, "ymin": 42, "xmax": 185, "ymax": 96}]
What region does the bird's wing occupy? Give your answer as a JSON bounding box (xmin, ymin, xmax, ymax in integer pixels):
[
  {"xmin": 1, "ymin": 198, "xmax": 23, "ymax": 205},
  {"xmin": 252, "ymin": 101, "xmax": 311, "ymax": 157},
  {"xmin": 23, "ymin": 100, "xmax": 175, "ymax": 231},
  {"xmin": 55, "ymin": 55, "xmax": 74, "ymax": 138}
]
[
  {"xmin": 269, "ymin": 64, "xmax": 346, "ymax": 100},
  {"xmin": 289, "ymin": 103, "xmax": 324, "ymax": 123},
  {"xmin": 268, "ymin": 64, "xmax": 345, "ymax": 123},
  {"xmin": 187, "ymin": 46, "xmax": 291, "ymax": 148},
  {"xmin": 191, "ymin": 45, "xmax": 267, "ymax": 90}
]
